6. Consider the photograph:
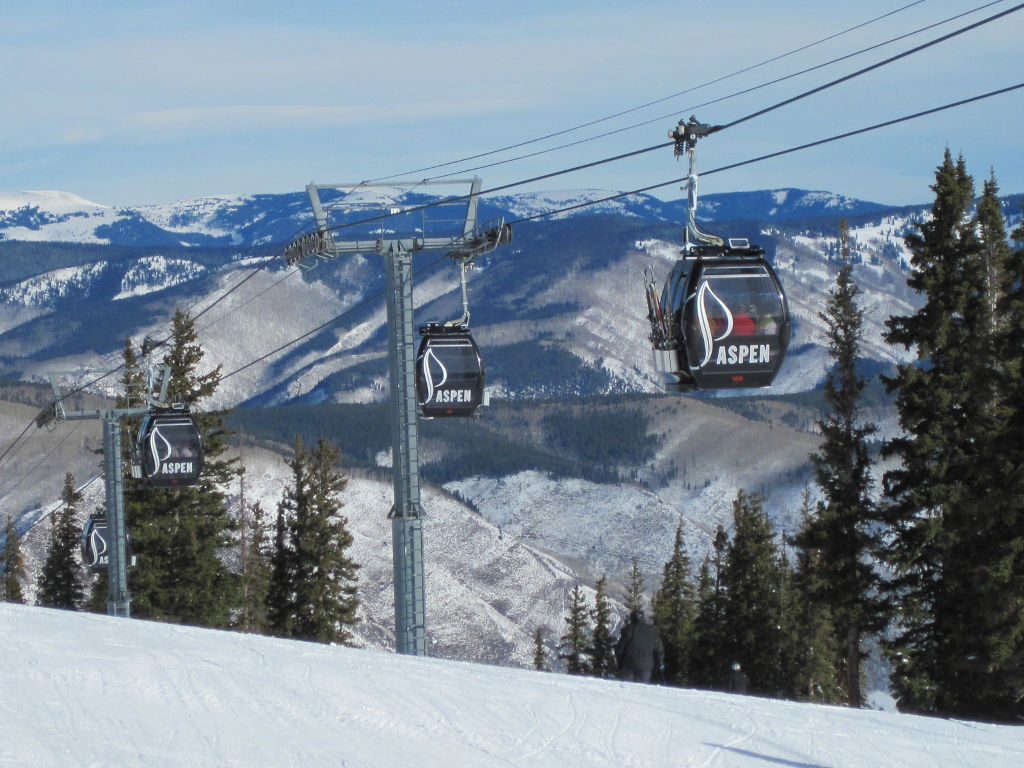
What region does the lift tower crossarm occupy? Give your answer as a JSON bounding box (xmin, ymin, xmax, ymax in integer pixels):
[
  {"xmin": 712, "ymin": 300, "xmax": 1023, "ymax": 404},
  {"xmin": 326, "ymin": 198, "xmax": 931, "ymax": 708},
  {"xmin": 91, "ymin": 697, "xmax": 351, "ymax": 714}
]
[{"xmin": 286, "ymin": 178, "xmax": 486, "ymax": 269}]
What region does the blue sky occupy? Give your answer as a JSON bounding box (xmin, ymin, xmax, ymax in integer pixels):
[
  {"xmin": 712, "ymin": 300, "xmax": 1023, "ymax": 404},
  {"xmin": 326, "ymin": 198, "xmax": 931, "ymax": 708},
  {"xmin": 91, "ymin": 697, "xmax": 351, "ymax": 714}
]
[{"xmin": 1, "ymin": 0, "xmax": 1021, "ymax": 207}]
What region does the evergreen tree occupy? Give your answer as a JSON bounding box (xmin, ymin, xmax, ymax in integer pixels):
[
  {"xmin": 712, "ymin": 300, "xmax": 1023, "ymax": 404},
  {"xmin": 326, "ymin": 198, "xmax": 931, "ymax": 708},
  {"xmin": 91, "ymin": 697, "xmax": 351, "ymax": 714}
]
[
  {"xmin": 126, "ymin": 310, "xmax": 239, "ymax": 627},
  {"xmin": 38, "ymin": 473, "xmax": 85, "ymax": 610},
  {"xmin": 651, "ymin": 519, "xmax": 696, "ymax": 686},
  {"xmin": 967, "ymin": 179, "xmax": 1024, "ymax": 721},
  {"xmin": 559, "ymin": 582, "xmax": 591, "ymax": 675},
  {"xmin": 991, "ymin": 198, "xmax": 1024, "ymax": 720},
  {"xmin": 882, "ymin": 152, "xmax": 1015, "ymax": 718},
  {"xmin": 625, "ymin": 556, "xmax": 646, "ymax": 615},
  {"xmin": 84, "ymin": 567, "xmax": 108, "ymax": 614},
  {"xmin": 721, "ymin": 490, "xmax": 789, "ymax": 696},
  {"xmin": 590, "ymin": 575, "xmax": 616, "ymax": 678},
  {"xmin": 269, "ymin": 436, "xmax": 360, "ymax": 644},
  {"xmin": 533, "ymin": 627, "xmax": 548, "ymax": 671},
  {"xmin": 266, "ymin": 504, "xmax": 294, "ymax": 637},
  {"xmin": 291, "ymin": 437, "xmax": 359, "ymax": 643},
  {"xmin": 978, "ymin": 171, "xmax": 1011, "ymax": 329},
  {"xmin": 689, "ymin": 525, "xmax": 729, "ymax": 688},
  {"xmin": 775, "ymin": 539, "xmax": 803, "ymax": 700},
  {"xmin": 1, "ymin": 514, "xmax": 25, "ymax": 604},
  {"xmin": 236, "ymin": 501, "xmax": 271, "ymax": 634},
  {"xmin": 790, "ymin": 489, "xmax": 844, "ymax": 703},
  {"xmin": 793, "ymin": 221, "xmax": 882, "ymax": 708}
]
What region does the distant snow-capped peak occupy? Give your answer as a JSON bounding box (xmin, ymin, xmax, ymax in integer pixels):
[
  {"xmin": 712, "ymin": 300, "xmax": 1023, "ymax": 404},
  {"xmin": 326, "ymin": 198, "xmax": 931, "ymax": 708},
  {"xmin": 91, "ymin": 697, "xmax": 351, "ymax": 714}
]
[{"xmin": 0, "ymin": 189, "xmax": 111, "ymax": 213}]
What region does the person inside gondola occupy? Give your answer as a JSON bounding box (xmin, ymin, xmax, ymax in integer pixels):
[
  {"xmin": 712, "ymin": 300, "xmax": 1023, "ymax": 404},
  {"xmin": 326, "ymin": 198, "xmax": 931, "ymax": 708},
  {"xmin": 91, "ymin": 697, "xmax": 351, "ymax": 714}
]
[
  {"xmin": 732, "ymin": 305, "xmax": 756, "ymax": 336},
  {"xmin": 756, "ymin": 306, "xmax": 779, "ymax": 336}
]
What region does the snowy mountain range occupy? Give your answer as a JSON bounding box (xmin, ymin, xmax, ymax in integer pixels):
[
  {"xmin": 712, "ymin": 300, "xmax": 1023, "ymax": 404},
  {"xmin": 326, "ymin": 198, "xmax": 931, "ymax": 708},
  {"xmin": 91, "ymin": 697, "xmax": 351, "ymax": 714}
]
[
  {"xmin": 0, "ymin": 187, "xmax": 895, "ymax": 247},
  {"xmin": 0, "ymin": 184, "xmax": 936, "ymax": 396},
  {"xmin": 1, "ymin": 184, "xmax": 1021, "ymax": 676}
]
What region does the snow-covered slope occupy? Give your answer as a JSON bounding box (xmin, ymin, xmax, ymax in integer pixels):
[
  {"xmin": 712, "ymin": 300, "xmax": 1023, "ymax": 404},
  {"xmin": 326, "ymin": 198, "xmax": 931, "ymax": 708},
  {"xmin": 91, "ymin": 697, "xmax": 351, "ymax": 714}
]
[{"xmin": 2, "ymin": 603, "xmax": 1022, "ymax": 768}]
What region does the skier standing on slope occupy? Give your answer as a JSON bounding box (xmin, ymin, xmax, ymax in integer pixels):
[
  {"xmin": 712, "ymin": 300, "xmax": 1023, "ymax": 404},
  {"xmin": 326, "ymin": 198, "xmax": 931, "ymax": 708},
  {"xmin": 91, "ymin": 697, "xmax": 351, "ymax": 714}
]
[{"xmin": 615, "ymin": 609, "xmax": 665, "ymax": 683}]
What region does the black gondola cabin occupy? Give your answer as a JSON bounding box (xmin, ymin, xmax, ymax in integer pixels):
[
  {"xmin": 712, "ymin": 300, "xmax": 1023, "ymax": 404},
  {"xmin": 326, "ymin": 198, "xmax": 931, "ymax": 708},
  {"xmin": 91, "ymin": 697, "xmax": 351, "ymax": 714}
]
[
  {"xmin": 652, "ymin": 242, "xmax": 789, "ymax": 392},
  {"xmin": 136, "ymin": 410, "xmax": 204, "ymax": 486},
  {"xmin": 81, "ymin": 514, "xmax": 109, "ymax": 572},
  {"xmin": 416, "ymin": 323, "xmax": 486, "ymax": 417}
]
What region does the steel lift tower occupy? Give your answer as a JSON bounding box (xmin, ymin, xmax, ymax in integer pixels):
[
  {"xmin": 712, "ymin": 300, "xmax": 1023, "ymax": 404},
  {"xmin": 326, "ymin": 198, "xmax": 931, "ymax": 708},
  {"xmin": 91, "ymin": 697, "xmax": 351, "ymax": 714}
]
[
  {"xmin": 38, "ymin": 367, "xmax": 173, "ymax": 617},
  {"xmin": 286, "ymin": 179, "xmax": 509, "ymax": 655}
]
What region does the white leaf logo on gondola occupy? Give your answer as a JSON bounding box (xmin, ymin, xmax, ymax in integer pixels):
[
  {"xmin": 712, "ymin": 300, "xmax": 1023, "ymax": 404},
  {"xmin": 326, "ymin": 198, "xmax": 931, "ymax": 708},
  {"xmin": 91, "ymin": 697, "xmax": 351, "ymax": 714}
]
[
  {"xmin": 148, "ymin": 425, "xmax": 174, "ymax": 476},
  {"xmin": 421, "ymin": 348, "xmax": 449, "ymax": 404},
  {"xmin": 87, "ymin": 526, "xmax": 107, "ymax": 568},
  {"xmin": 695, "ymin": 281, "xmax": 733, "ymax": 368}
]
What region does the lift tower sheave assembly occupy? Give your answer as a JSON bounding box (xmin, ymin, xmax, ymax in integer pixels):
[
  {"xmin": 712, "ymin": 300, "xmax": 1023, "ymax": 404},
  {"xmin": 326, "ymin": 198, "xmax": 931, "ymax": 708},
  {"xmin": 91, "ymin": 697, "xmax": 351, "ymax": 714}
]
[{"xmin": 287, "ymin": 179, "xmax": 510, "ymax": 656}]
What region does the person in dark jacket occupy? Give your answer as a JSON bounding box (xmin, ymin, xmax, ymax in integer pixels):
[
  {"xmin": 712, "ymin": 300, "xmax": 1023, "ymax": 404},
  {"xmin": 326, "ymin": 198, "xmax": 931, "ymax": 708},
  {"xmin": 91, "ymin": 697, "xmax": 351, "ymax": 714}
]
[
  {"xmin": 615, "ymin": 609, "xmax": 665, "ymax": 682},
  {"xmin": 729, "ymin": 661, "xmax": 749, "ymax": 694}
]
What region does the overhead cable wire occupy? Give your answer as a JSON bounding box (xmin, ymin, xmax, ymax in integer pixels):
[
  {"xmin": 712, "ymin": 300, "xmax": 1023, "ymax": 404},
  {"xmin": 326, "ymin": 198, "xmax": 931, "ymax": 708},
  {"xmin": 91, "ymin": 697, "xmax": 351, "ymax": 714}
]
[
  {"xmin": 420, "ymin": 0, "xmax": 1007, "ymax": 184},
  {"xmin": 216, "ymin": 252, "xmax": 454, "ymax": 384},
  {"xmin": 216, "ymin": 81, "xmax": 1024, "ymax": 386},
  {"xmin": 0, "ymin": 232, "xmax": 305, "ymax": 474},
  {"xmin": 1, "ymin": 5, "xmax": 1016, "ymax": 476},
  {"xmin": 195, "ymin": 268, "xmax": 300, "ymax": 333},
  {"xmin": 101, "ymin": 210, "xmax": 315, "ymax": 366},
  {"xmin": 37, "ymin": 253, "xmax": 289, "ymax": 410},
  {"xmin": 369, "ymin": 0, "xmax": 932, "ymax": 182},
  {"xmin": 318, "ymin": 2, "xmax": 1023, "ymax": 240},
  {"xmin": 508, "ymin": 81, "xmax": 1024, "ymax": 225},
  {"xmin": 0, "ymin": 422, "xmax": 81, "ymax": 500},
  {"xmin": 4, "ymin": 471, "xmax": 104, "ymax": 532},
  {"xmin": 321, "ymin": 141, "xmax": 672, "ymax": 235},
  {"xmin": 713, "ymin": 1, "xmax": 1024, "ymax": 133},
  {"xmin": 161, "ymin": 212, "xmax": 320, "ymax": 332},
  {"xmin": 0, "ymin": 420, "xmax": 39, "ymax": 476},
  {"xmin": 8, "ymin": 2, "xmax": 1018, "ymax": 425}
]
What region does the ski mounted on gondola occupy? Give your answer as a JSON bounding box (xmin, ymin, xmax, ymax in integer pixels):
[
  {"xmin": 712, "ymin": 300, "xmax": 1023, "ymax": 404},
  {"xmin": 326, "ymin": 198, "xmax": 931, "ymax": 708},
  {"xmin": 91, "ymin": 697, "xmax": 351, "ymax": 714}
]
[{"xmin": 645, "ymin": 117, "xmax": 790, "ymax": 392}]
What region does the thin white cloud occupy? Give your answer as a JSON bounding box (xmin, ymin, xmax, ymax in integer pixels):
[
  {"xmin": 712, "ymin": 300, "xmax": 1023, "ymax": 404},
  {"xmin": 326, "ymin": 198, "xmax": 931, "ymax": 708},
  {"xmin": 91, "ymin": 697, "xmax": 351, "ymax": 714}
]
[
  {"xmin": 56, "ymin": 100, "xmax": 528, "ymax": 145},
  {"xmin": 59, "ymin": 127, "xmax": 107, "ymax": 145},
  {"xmin": 126, "ymin": 104, "xmax": 399, "ymax": 130}
]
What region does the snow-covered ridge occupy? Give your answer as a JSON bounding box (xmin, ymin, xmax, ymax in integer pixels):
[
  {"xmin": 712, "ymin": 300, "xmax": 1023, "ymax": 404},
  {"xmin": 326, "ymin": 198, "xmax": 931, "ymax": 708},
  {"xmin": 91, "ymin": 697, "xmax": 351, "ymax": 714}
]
[
  {"xmin": 489, "ymin": 188, "xmax": 646, "ymax": 220},
  {"xmin": 0, "ymin": 189, "xmax": 110, "ymax": 213},
  {"xmin": 0, "ymin": 262, "xmax": 109, "ymax": 307},
  {"xmin": 135, "ymin": 194, "xmax": 252, "ymax": 243},
  {"xmin": 0, "ymin": 190, "xmax": 120, "ymax": 244},
  {"xmin": 0, "ymin": 185, "xmax": 908, "ymax": 249},
  {"xmin": 114, "ymin": 255, "xmax": 207, "ymax": 300}
]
